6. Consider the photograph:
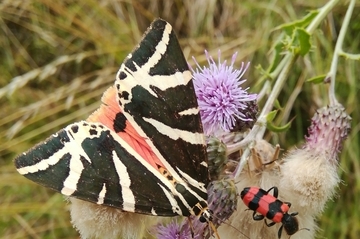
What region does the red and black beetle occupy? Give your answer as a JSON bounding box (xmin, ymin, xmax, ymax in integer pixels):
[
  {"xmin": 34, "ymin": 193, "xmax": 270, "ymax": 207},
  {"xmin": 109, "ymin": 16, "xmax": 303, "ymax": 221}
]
[{"xmin": 241, "ymin": 186, "xmax": 304, "ymax": 238}]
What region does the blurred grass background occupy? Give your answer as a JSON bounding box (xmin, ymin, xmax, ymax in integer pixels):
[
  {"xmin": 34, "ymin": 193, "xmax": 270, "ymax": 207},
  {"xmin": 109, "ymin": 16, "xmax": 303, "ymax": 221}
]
[{"xmin": 0, "ymin": 0, "xmax": 359, "ymax": 238}]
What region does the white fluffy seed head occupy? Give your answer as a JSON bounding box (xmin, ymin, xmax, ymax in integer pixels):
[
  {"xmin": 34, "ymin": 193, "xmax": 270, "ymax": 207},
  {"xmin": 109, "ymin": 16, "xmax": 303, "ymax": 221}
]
[{"xmin": 69, "ymin": 198, "xmax": 158, "ymax": 239}]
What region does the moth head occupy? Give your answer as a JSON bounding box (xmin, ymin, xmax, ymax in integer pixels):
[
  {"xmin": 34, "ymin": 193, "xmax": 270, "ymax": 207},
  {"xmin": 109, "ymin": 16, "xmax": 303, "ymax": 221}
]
[{"xmin": 199, "ymin": 208, "xmax": 213, "ymax": 223}]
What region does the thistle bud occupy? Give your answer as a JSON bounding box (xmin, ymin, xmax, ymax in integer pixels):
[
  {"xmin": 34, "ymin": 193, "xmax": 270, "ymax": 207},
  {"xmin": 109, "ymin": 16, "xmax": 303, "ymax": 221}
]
[
  {"xmin": 207, "ymin": 137, "xmax": 228, "ymax": 180},
  {"xmin": 305, "ymin": 104, "xmax": 351, "ymax": 163},
  {"xmin": 230, "ymin": 99, "xmax": 259, "ymax": 132},
  {"xmin": 207, "ymin": 178, "xmax": 238, "ymax": 226}
]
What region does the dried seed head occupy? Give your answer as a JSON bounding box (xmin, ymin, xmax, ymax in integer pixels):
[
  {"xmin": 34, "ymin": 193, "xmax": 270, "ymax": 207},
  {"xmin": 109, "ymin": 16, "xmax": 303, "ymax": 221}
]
[
  {"xmin": 217, "ymin": 105, "xmax": 351, "ymax": 239},
  {"xmin": 279, "ymin": 104, "xmax": 351, "ymax": 220},
  {"xmin": 69, "ymin": 198, "xmax": 156, "ymax": 239}
]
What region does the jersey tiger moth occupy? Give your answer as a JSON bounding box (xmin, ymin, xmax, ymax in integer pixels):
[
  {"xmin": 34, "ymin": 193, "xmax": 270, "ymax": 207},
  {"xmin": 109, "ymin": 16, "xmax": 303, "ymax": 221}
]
[{"xmin": 14, "ymin": 18, "xmax": 218, "ymax": 238}]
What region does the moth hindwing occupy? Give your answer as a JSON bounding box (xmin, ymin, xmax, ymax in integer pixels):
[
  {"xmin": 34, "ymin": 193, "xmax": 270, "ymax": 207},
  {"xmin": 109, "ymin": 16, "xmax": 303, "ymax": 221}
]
[{"xmin": 15, "ymin": 19, "xmax": 211, "ymax": 221}]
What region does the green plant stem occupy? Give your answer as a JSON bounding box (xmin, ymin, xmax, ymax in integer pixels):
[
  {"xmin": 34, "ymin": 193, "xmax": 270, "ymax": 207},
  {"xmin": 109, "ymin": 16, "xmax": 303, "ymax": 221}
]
[
  {"xmin": 306, "ymin": 0, "xmax": 340, "ymax": 34},
  {"xmin": 327, "ymin": 0, "xmax": 356, "ymax": 106},
  {"xmin": 231, "ymin": 0, "xmax": 341, "ymax": 179}
]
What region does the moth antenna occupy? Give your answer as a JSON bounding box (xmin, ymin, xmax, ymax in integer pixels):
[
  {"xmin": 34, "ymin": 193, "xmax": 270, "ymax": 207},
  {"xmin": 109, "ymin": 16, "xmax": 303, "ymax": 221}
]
[
  {"xmin": 207, "ymin": 223, "xmax": 212, "ymax": 238},
  {"xmin": 209, "ymin": 221, "xmax": 220, "ymax": 239}
]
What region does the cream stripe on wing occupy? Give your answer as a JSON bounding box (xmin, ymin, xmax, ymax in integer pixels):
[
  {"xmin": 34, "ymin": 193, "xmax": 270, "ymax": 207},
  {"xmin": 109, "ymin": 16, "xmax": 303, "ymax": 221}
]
[
  {"xmin": 97, "ymin": 183, "xmax": 107, "ymax": 205},
  {"xmin": 140, "ymin": 22, "xmax": 171, "ymax": 73},
  {"xmin": 143, "ymin": 117, "xmax": 205, "ymax": 145},
  {"xmin": 112, "ymin": 150, "xmax": 136, "ymax": 212},
  {"xmin": 61, "ymin": 153, "xmax": 84, "ymax": 196},
  {"xmin": 17, "ymin": 147, "xmax": 68, "ymax": 175}
]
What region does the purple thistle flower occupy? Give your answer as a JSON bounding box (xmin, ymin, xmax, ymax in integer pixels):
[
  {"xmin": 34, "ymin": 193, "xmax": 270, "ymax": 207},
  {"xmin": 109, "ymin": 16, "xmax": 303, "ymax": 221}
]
[
  {"xmin": 152, "ymin": 220, "xmax": 194, "ymax": 239},
  {"xmin": 190, "ymin": 50, "xmax": 257, "ymax": 136}
]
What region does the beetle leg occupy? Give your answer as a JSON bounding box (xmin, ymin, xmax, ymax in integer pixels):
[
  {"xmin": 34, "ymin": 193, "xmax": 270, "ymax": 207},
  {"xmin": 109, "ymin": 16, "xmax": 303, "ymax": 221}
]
[
  {"xmin": 253, "ymin": 211, "xmax": 265, "ymax": 221},
  {"xmin": 290, "ymin": 212, "xmax": 298, "ymax": 216},
  {"xmin": 278, "ymin": 224, "xmax": 284, "ymax": 239},
  {"xmin": 267, "ymin": 186, "xmax": 279, "ymax": 198},
  {"xmin": 284, "ymin": 202, "xmax": 292, "ymax": 208},
  {"xmin": 264, "ymin": 219, "xmax": 276, "ymax": 227}
]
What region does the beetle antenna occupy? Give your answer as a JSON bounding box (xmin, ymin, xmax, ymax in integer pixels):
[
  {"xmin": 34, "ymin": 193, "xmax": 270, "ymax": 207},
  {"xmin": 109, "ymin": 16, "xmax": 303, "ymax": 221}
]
[
  {"xmin": 287, "ymin": 227, "xmax": 310, "ymax": 238},
  {"xmin": 299, "ymin": 227, "xmax": 310, "ymax": 233}
]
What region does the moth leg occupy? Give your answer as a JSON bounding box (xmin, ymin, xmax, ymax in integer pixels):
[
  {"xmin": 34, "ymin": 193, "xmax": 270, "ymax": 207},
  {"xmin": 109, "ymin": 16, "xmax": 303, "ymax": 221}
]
[{"xmin": 187, "ymin": 217, "xmax": 195, "ymax": 238}]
